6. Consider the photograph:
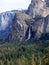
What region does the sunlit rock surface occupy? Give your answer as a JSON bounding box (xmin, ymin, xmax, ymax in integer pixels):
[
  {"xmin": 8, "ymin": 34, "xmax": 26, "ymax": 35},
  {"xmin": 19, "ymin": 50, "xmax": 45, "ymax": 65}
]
[{"xmin": 27, "ymin": 0, "xmax": 49, "ymax": 18}]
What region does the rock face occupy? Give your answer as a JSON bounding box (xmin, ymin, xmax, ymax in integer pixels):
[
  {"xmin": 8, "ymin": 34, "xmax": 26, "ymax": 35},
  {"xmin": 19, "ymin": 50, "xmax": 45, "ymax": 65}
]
[
  {"xmin": 24, "ymin": 15, "xmax": 49, "ymax": 40},
  {"xmin": 31, "ymin": 15, "xmax": 49, "ymax": 39},
  {"xmin": 9, "ymin": 11, "xmax": 31, "ymax": 41},
  {"xmin": 0, "ymin": 11, "xmax": 31, "ymax": 42},
  {"xmin": 27, "ymin": 0, "xmax": 49, "ymax": 18},
  {"xmin": 45, "ymin": 0, "xmax": 49, "ymax": 7},
  {"xmin": 0, "ymin": 11, "xmax": 16, "ymax": 39},
  {"xmin": 0, "ymin": 0, "xmax": 49, "ymax": 42},
  {"xmin": 0, "ymin": 11, "xmax": 49, "ymax": 42}
]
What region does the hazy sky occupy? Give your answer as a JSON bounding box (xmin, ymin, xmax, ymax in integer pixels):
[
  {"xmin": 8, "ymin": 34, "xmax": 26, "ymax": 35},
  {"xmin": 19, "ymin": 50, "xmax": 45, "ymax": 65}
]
[{"xmin": 0, "ymin": 0, "xmax": 31, "ymax": 13}]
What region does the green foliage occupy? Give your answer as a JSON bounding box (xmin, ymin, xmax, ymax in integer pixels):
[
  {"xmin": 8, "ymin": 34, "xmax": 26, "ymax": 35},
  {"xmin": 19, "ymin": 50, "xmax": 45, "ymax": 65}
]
[
  {"xmin": 25, "ymin": 15, "xmax": 43, "ymax": 26},
  {"xmin": 25, "ymin": 19, "xmax": 35, "ymax": 26},
  {"xmin": 0, "ymin": 40, "xmax": 49, "ymax": 65},
  {"xmin": 34, "ymin": 15, "xmax": 43, "ymax": 21}
]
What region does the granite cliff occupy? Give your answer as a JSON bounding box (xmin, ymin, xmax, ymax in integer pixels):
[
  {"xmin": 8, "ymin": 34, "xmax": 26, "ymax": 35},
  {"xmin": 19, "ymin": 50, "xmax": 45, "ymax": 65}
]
[
  {"xmin": 0, "ymin": 11, "xmax": 31, "ymax": 42},
  {"xmin": 0, "ymin": 0, "xmax": 49, "ymax": 42},
  {"xmin": 27, "ymin": 0, "xmax": 49, "ymax": 18}
]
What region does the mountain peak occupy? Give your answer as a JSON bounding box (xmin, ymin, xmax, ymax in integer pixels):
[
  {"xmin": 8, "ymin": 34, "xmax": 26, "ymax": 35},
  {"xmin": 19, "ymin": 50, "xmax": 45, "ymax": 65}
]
[{"xmin": 27, "ymin": 0, "xmax": 49, "ymax": 18}]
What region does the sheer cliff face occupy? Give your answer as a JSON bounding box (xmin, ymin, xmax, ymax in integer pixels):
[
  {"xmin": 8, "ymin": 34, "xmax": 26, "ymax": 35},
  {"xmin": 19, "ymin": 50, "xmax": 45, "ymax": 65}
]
[
  {"xmin": 9, "ymin": 11, "xmax": 31, "ymax": 41},
  {"xmin": 0, "ymin": 11, "xmax": 31, "ymax": 41},
  {"xmin": 0, "ymin": 11, "xmax": 49, "ymax": 41},
  {"xmin": 31, "ymin": 15, "xmax": 49, "ymax": 39},
  {"xmin": 27, "ymin": 0, "xmax": 49, "ymax": 18}
]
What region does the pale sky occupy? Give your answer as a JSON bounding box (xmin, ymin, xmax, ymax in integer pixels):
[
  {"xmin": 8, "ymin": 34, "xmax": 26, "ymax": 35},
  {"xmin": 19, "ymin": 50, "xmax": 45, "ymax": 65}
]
[{"xmin": 0, "ymin": 0, "xmax": 31, "ymax": 13}]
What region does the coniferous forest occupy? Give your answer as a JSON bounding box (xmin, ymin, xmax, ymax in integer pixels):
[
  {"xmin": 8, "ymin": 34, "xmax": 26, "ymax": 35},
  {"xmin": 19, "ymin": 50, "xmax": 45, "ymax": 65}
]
[{"xmin": 0, "ymin": 40, "xmax": 49, "ymax": 65}]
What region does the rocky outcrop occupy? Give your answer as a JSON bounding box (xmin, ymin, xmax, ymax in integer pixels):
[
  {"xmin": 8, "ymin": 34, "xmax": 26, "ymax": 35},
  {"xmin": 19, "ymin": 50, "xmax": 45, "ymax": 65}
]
[{"xmin": 27, "ymin": 0, "xmax": 49, "ymax": 18}]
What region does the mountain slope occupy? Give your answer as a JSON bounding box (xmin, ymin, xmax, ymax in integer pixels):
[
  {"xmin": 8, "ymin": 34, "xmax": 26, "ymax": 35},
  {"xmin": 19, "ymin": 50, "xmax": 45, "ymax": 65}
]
[{"xmin": 0, "ymin": 0, "xmax": 49, "ymax": 42}]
